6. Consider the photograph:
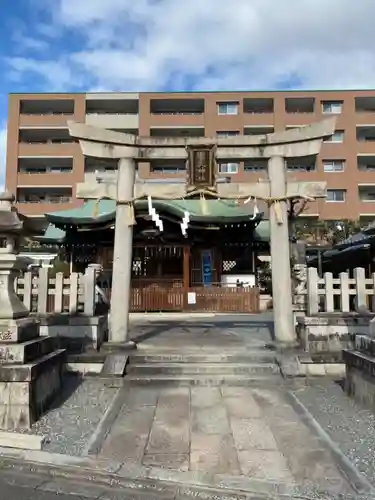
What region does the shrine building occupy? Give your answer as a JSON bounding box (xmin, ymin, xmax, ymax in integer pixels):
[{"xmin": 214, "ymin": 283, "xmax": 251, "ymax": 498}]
[{"xmin": 37, "ymin": 198, "xmax": 270, "ymax": 313}]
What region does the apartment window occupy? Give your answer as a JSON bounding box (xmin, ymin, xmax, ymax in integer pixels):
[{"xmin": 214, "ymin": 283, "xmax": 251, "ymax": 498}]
[
  {"xmin": 216, "ymin": 131, "xmax": 240, "ymax": 137},
  {"xmin": 323, "ymin": 160, "xmax": 345, "ymax": 172},
  {"xmin": 324, "ymin": 131, "xmax": 344, "ymax": 143},
  {"xmin": 322, "ymin": 101, "xmax": 343, "ymax": 114},
  {"xmin": 326, "ymin": 189, "xmax": 346, "ymax": 202},
  {"xmin": 217, "ymin": 102, "xmax": 239, "ymax": 115},
  {"xmin": 218, "ymin": 162, "xmax": 239, "ymax": 174}
]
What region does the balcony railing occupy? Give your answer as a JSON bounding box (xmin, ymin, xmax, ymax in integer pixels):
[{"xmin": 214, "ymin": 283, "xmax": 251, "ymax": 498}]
[
  {"xmin": 19, "ymin": 168, "xmax": 73, "ymax": 174},
  {"xmin": 86, "ymin": 112, "xmax": 138, "ymax": 116},
  {"xmin": 20, "ymin": 112, "xmax": 74, "ymax": 116},
  {"xmin": 19, "ymin": 139, "xmax": 73, "ymax": 144},
  {"xmin": 150, "ymin": 111, "xmax": 203, "ymax": 115},
  {"xmin": 18, "ymin": 196, "xmax": 72, "ymax": 204}
]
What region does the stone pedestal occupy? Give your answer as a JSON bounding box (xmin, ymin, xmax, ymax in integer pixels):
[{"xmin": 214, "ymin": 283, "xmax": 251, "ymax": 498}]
[
  {"xmin": 0, "ymin": 313, "xmax": 66, "ymax": 430},
  {"xmin": 296, "ymin": 313, "xmax": 373, "ymax": 361},
  {"xmin": 344, "ymin": 335, "xmax": 375, "ymax": 408}
]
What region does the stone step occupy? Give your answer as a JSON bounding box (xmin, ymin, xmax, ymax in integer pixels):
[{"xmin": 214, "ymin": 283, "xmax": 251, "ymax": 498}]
[
  {"xmin": 130, "ymin": 351, "xmax": 276, "ymax": 364},
  {"xmin": 127, "ymin": 362, "xmax": 279, "ymax": 376},
  {"xmin": 124, "ymin": 373, "xmax": 282, "ymax": 387},
  {"xmin": 0, "ymin": 349, "xmax": 66, "ymax": 382},
  {"xmin": 0, "ymin": 336, "xmax": 56, "ymax": 365}
]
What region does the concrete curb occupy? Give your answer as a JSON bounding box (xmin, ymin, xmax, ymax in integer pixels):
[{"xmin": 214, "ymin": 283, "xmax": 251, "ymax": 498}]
[
  {"xmin": 286, "ymin": 390, "xmax": 375, "ymax": 495},
  {"xmin": 0, "ymin": 431, "xmax": 45, "ymax": 451},
  {"xmin": 82, "ymin": 385, "xmax": 127, "ymax": 456},
  {"xmin": 0, "ymin": 448, "xmax": 299, "ymax": 499}
]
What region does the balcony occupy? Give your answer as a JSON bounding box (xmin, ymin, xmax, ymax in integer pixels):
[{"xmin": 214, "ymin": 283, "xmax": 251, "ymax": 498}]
[
  {"xmin": 149, "ymin": 159, "xmax": 187, "ymax": 175},
  {"xmin": 244, "ymin": 159, "xmax": 268, "ymax": 172},
  {"xmin": 357, "ymin": 126, "xmax": 375, "ymax": 154},
  {"xmin": 359, "ymin": 186, "xmax": 375, "ymax": 203},
  {"xmin": 356, "ymin": 97, "xmax": 375, "ymax": 113},
  {"xmin": 242, "ymin": 99, "xmax": 274, "ymax": 126},
  {"xmin": 18, "ymin": 140, "xmax": 79, "ymax": 157},
  {"xmin": 150, "ymin": 98, "xmax": 204, "ymax": 115},
  {"xmin": 216, "ymin": 130, "xmax": 240, "ymax": 138},
  {"xmin": 285, "ymin": 97, "xmax": 315, "ymax": 114},
  {"xmin": 20, "ymin": 99, "xmax": 75, "ymax": 115},
  {"xmin": 286, "ymin": 156, "xmax": 316, "ymax": 172},
  {"xmin": 358, "ymin": 155, "xmax": 375, "ymax": 172},
  {"xmin": 19, "ymin": 99, "xmax": 75, "ymax": 127},
  {"xmin": 17, "ymin": 157, "xmax": 74, "ymax": 186},
  {"xmin": 149, "ymin": 99, "xmax": 205, "ymax": 127},
  {"xmin": 150, "ymin": 127, "xmax": 204, "ymax": 138},
  {"xmin": 19, "ymin": 128, "xmax": 73, "ymax": 144},
  {"xmin": 85, "ymin": 98, "xmax": 139, "ymax": 128},
  {"xmin": 244, "ymin": 126, "xmax": 274, "ymax": 136},
  {"xmin": 17, "ymin": 187, "xmax": 72, "ymax": 205},
  {"xmin": 84, "ymin": 157, "xmax": 118, "ymax": 183}
]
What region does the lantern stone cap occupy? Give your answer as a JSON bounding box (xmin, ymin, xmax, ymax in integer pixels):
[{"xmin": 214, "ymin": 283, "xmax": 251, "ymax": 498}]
[
  {"xmin": 0, "ymin": 192, "xmax": 23, "ymax": 234},
  {"xmin": 0, "ymin": 191, "xmax": 15, "ymax": 203}
]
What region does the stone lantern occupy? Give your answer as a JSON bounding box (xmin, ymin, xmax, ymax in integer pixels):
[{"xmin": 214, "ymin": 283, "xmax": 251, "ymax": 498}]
[
  {"xmin": 0, "ymin": 192, "xmax": 32, "ymax": 325},
  {"xmin": 0, "ymin": 192, "xmax": 65, "ymax": 430}
]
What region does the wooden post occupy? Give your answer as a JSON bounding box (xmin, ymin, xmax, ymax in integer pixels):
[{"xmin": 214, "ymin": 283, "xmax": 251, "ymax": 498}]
[{"xmin": 183, "ymin": 245, "xmax": 190, "ymax": 309}]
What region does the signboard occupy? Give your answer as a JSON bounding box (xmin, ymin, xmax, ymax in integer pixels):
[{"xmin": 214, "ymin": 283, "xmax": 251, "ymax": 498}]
[{"xmin": 201, "ymin": 250, "xmax": 213, "ymax": 286}]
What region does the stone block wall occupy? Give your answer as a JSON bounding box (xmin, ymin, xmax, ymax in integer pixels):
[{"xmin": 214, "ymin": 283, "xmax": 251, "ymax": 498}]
[
  {"xmin": 344, "ymin": 336, "xmax": 375, "ymax": 408},
  {"xmin": 296, "ymin": 314, "xmax": 374, "ymax": 361}
]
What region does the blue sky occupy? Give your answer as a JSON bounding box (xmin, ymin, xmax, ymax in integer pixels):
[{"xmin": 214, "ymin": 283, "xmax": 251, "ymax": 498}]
[{"xmin": 1, "ymin": 0, "xmax": 375, "ymax": 187}]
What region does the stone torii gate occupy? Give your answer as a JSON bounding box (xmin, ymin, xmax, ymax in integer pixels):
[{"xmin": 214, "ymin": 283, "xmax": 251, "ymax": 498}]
[{"xmin": 68, "ymin": 118, "xmax": 335, "ymax": 346}]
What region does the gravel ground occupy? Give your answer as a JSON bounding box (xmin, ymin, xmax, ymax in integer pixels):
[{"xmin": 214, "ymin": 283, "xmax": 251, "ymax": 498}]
[
  {"xmin": 292, "ymin": 379, "xmax": 375, "ymax": 488},
  {"xmin": 29, "ymin": 374, "xmax": 119, "ymax": 456}
]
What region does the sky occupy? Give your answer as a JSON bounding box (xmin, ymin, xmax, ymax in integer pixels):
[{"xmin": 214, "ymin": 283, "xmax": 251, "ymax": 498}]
[{"xmin": 1, "ymin": 0, "xmax": 375, "ymax": 188}]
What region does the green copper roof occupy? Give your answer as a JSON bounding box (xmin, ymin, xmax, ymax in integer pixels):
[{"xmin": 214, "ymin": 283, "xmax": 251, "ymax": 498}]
[
  {"xmin": 45, "ymin": 199, "xmax": 262, "ymax": 225},
  {"xmin": 41, "ymin": 200, "xmax": 271, "ymax": 243}
]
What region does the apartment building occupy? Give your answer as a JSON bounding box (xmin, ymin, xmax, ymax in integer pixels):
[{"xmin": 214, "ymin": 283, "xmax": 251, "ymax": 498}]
[{"xmin": 6, "ymin": 90, "xmax": 375, "ymax": 220}]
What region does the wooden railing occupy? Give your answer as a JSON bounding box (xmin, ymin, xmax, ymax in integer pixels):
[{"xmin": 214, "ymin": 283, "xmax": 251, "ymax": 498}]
[
  {"xmin": 307, "ymin": 267, "xmax": 375, "ymax": 314},
  {"xmin": 128, "ymin": 282, "xmax": 260, "ymax": 313},
  {"xmin": 15, "ymin": 267, "xmax": 97, "ymax": 315}
]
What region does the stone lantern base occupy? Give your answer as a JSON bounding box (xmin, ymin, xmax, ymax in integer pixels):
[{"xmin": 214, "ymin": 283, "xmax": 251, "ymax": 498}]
[{"xmin": 0, "ymin": 317, "xmax": 66, "ymax": 429}]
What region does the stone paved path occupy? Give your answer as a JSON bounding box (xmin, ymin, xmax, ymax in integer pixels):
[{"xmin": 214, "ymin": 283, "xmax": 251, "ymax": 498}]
[{"xmin": 99, "ymin": 385, "xmax": 353, "ymax": 495}]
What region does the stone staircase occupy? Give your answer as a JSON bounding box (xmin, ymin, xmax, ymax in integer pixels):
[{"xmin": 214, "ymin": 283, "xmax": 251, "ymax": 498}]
[{"xmin": 125, "ymin": 348, "xmax": 282, "ymax": 386}]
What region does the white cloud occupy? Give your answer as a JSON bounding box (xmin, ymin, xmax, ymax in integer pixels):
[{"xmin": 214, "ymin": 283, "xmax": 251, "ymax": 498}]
[{"xmin": 6, "ymin": 0, "xmax": 375, "ymax": 91}]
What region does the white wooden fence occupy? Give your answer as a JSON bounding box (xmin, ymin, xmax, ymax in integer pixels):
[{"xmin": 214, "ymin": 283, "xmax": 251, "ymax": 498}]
[
  {"xmin": 15, "ymin": 266, "xmax": 98, "ymax": 315},
  {"xmin": 307, "ymin": 267, "xmax": 375, "ymax": 314}
]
